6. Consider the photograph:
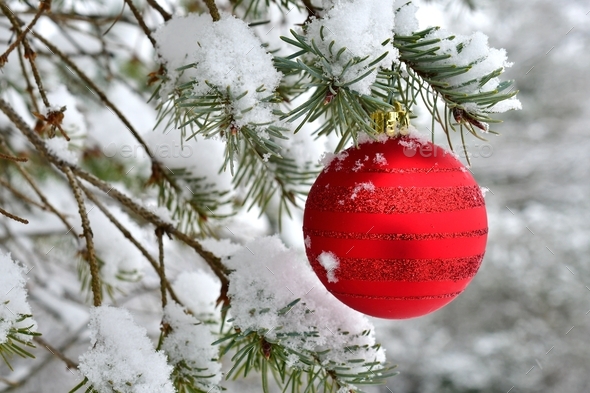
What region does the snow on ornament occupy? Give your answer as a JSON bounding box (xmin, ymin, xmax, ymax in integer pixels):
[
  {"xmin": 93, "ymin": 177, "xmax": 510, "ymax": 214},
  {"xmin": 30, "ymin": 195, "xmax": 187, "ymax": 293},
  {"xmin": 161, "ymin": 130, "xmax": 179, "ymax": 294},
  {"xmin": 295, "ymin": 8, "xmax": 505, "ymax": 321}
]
[{"xmin": 302, "ymin": 129, "xmax": 488, "ymax": 319}]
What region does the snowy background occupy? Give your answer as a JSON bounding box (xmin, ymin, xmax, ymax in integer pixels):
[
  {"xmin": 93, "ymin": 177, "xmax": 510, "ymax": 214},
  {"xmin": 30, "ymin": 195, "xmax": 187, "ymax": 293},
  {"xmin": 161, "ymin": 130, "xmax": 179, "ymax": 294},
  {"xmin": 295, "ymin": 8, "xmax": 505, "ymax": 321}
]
[{"xmin": 1, "ymin": 0, "xmax": 589, "ymax": 392}]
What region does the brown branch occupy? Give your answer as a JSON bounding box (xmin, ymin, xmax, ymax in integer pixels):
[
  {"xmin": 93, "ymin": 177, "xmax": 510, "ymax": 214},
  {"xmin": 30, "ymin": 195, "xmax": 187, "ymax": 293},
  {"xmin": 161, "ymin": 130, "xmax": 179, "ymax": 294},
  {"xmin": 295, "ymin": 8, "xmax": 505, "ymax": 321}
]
[
  {"xmin": 124, "ymin": 0, "xmax": 157, "ymax": 48},
  {"xmin": 0, "ymin": 151, "xmax": 27, "ymax": 162},
  {"xmin": 63, "ymin": 167, "xmax": 101, "ymax": 307},
  {"xmin": 30, "ymin": 32, "xmax": 182, "ymax": 195},
  {"xmin": 156, "ymin": 227, "xmax": 168, "ymax": 308},
  {"xmin": 0, "ymin": 0, "xmax": 50, "ymax": 66},
  {"xmin": 33, "ymin": 336, "xmax": 78, "ymax": 370},
  {"xmin": 0, "ymin": 177, "xmax": 47, "ymax": 211},
  {"xmin": 0, "ymin": 1, "xmax": 50, "ymax": 107},
  {"xmin": 17, "ymin": 44, "xmax": 40, "ymax": 114},
  {"xmin": 0, "ymin": 206, "xmax": 29, "ymax": 224},
  {"xmin": 204, "ymin": 0, "xmax": 220, "ymax": 21},
  {"xmin": 81, "ymin": 185, "xmax": 182, "ymax": 305},
  {"xmin": 146, "ymin": 0, "xmax": 171, "ymax": 21},
  {"xmin": 0, "ymin": 138, "xmax": 78, "ymax": 238},
  {"xmin": 0, "ymin": 96, "xmax": 230, "ymax": 306},
  {"xmin": 301, "ymin": 0, "xmax": 319, "ymax": 23}
]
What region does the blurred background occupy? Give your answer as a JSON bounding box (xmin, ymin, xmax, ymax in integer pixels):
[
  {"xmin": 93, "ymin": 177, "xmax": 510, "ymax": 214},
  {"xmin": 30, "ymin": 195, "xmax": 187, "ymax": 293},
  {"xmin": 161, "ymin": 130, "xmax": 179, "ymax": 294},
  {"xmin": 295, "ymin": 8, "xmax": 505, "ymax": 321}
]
[
  {"xmin": 371, "ymin": 1, "xmax": 590, "ymax": 392},
  {"xmin": 1, "ymin": 0, "xmax": 589, "ymax": 392}
]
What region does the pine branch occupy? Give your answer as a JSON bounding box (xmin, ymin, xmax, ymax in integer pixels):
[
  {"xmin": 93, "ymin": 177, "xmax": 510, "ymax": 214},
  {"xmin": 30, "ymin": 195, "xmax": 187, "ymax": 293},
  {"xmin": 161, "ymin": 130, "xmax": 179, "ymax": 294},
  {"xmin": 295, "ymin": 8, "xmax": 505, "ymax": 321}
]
[
  {"xmin": 276, "ymin": 29, "xmax": 394, "ymax": 147},
  {"xmin": 0, "ymin": 0, "xmax": 50, "ymax": 66},
  {"xmin": 0, "ymin": 318, "xmax": 40, "ymax": 371},
  {"xmin": 0, "ymin": 97, "xmax": 231, "ymax": 307},
  {"xmin": 204, "ymin": 0, "xmax": 221, "ymax": 21},
  {"xmin": 215, "ymin": 300, "xmax": 397, "ymax": 393},
  {"xmin": 64, "ymin": 166, "xmax": 102, "ymax": 307},
  {"xmin": 393, "ymin": 27, "xmax": 519, "ymax": 136},
  {"xmin": 124, "ymin": 0, "xmax": 157, "ymax": 48}
]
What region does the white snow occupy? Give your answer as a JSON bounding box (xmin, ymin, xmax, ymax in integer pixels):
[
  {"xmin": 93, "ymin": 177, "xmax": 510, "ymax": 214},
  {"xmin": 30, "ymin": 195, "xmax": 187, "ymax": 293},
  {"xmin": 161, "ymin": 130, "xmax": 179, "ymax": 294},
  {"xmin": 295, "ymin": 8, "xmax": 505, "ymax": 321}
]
[
  {"xmin": 172, "ymin": 270, "xmax": 221, "ymax": 319},
  {"xmin": 87, "ymin": 205, "xmax": 145, "ymax": 287},
  {"xmin": 154, "ymin": 13, "xmax": 282, "ymax": 128},
  {"xmin": 374, "ymin": 152, "xmax": 388, "ymax": 165},
  {"xmin": 78, "ymin": 306, "xmax": 175, "ymax": 393},
  {"xmin": 350, "ymin": 181, "xmax": 375, "ymax": 200},
  {"xmin": 419, "ymin": 29, "xmax": 522, "ymax": 113},
  {"xmin": 45, "ymin": 137, "xmax": 78, "ymax": 165},
  {"xmin": 317, "ymin": 251, "xmax": 340, "ymax": 283},
  {"xmin": 394, "ymin": 0, "xmax": 420, "ymax": 36},
  {"xmin": 0, "ymin": 252, "xmax": 37, "ymax": 344},
  {"xmin": 320, "ymin": 150, "xmax": 349, "ymax": 171},
  {"xmin": 305, "ymin": 0, "xmax": 398, "ymax": 95},
  {"xmin": 224, "ymin": 236, "xmax": 386, "ymax": 366},
  {"xmin": 162, "ymin": 302, "xmax": 222, "ymax": 392}
]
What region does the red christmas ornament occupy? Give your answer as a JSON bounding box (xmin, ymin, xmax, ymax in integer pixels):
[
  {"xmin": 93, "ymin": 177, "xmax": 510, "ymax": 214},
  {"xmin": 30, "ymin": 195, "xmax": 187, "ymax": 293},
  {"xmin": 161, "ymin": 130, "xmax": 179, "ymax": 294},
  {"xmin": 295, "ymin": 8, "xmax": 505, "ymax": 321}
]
[{"xmin": 302, "ymin": 134, "xmax": 488, "ymax": 319}]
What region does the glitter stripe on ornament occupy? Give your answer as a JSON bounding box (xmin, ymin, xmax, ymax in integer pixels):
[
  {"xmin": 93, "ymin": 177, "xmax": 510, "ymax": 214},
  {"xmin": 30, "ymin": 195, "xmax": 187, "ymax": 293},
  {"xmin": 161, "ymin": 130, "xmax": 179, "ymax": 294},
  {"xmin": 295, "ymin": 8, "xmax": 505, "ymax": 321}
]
[
  {"xmin": 363, "ymin": 167, "xmax": 465, "ymax": 174},
  {"xmin": 305, "ymin": 228, "xmax": 488, "ymax": 241},
  {"xmin": 317, "ymin": 170, "xmax": 476, "ymax": 188},
  {"xmin": 307, "ymin": 185, "xmax": 485, "ymax": 214},
  {"xmin": 308, "ymin": 254, "xmax": 483, "ymax": 282},
  {"xmin": 330, "ymin": 290, "xmax": 463, "ymax": 301}
]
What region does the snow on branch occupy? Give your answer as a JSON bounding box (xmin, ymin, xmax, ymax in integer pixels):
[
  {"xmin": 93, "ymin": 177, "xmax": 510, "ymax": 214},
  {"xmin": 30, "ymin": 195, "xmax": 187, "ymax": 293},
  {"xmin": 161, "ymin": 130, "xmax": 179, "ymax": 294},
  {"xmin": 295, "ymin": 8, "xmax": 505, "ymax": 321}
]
[
  {"xmin": 223, "ymin": 236, "xmax": 391, "ymax": 389},
  {"xmin": 154, "ymin": 12, "xmax": 282, "ymax": 128},
  {"xmin": 0, "ymin": 252, "xmax": 38, "ymax": 368},
  {"xmin": 77, "ymin": 306, "xmax": 174, "ymax": 393},
  {"xmin": 305, "ymin": 0, "xmax": 398, "ymax": 95}
]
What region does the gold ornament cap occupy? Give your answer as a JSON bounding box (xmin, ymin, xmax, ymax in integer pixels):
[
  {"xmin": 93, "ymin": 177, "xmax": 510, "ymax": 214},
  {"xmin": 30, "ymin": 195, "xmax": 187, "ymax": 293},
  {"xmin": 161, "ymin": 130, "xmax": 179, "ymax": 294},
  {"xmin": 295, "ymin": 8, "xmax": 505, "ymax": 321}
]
[{"xmin": 370, "ymin": 102, "xmax": 410, "ymax": 136}]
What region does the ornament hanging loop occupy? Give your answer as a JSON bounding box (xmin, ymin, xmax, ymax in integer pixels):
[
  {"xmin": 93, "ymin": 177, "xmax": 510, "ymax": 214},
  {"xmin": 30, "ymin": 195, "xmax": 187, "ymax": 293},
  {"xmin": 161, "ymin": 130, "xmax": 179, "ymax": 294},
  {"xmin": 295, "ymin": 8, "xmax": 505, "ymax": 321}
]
[{"xmin": 370, "ymin": 102, "xmax": 410, "ymax": 137}]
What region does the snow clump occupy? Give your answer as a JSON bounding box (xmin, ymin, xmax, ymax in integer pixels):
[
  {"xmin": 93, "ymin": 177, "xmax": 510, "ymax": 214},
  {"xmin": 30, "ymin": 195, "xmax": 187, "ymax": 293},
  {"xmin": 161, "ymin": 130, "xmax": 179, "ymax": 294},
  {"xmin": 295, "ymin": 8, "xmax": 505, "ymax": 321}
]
[
  {"xmin": 154, "ymin": 13, "xmax": 282, "ymax": 128},
  {"xmin": 78, "ymin": 306, "xmax": 174, "ymax": 393},
  {"xmin": 0, "ymin": 252, "xmax": 37, "ymax": 344}
]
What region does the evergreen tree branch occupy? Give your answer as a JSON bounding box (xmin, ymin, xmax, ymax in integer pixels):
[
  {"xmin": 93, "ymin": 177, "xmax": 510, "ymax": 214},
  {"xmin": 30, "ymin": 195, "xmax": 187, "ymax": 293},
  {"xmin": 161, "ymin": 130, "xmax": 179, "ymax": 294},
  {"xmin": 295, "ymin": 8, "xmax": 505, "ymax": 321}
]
[
  {"xmin": 0, "ymin": 177, "xmax": 47, "ymax": 212},
  {"xmin": 204, "ymin": 0, "xmax": 221, "ymax": 21},
  {"xmin": 301, "ymin": 0, "xmax": 319, "ymax": 23},
  {"xmin": 393, "ymin": 27, "xmax": 519, "ymax": 136},
  {"xmin": 0, "ymin": 0, "xmax": 50, "ymax": 66},
  {"xmin": 31, "ymin": 31, "xmax": 216, "ymax": 232},
  {"xmin": 146, "ymin": 0, "xmax": 171, "ymax": 21},
  {"xmin": 0, "ymin": 206, "xmax": 29, "ymax": 224},
  {"xmin": 0, "ymin": 97, "xmax": 230, "ymax": 305},
  {"xmin": 124, "ymin": 0, "xmax": 157, "ymax": 48},
  {"xmin": 16, "ymin": 44, "xmax": 41, "ymax": 114},
  {"xmin": 81, "ymin": 184, "xmax": 182, "ymax": 306},
  {"xmin": 34, "ymin": 336, "xmax": 78, "ymax": 370},
  {"xmin": 0, "ymin": 1, "xmax": 50, "ymax": 107},
  {"xmin": 156, "ymin": 227, "xmax": 168, "ymax": 308},
  {"xmin": 64, "ymin": 166, "xmax": 102, "ymax": 307},
  {"xmin": 0, "ymin": 139, "xmax": 79, "ymax": 239}
]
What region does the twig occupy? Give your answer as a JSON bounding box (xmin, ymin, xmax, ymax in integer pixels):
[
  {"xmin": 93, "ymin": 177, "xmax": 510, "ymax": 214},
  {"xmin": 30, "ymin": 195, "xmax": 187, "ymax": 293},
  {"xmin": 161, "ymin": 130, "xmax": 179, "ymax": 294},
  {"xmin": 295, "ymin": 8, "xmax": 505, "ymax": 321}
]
[
  {"xmin": 0, "ymin": 139, "xmax": 78, "ymax": 238},
  {"xmin": 0, "ymin": 151, "xmax": 27, "ymax": 162},
  {"xmin": 0, "ymin": 178, "xmax": 46, "ymax": 211},
  {"xmin": 33, "ymin": 336, "xmax": 78, "ymax": 370},
  {"xmin": 17, "ymin": 44, "xmax": 40, "ymax": 114},
  {"xmin": 0, "ymin": 96, "xmax": 230, "ymax": 306},
  {"xmin": 0, "ymin": 1, "xmax": 50, "ymax": 107},
  {"xmin": 203, "ymin": 0, "xmax": 220, "ymax": 21},
  {"xmin": 156, "ymin": 227, "xmax": 167, "ymax": 308},
  {"xmin": 63, "ymin": 167, "xmax": 101, "ymax": 307},
  {"xmin": 301, "ymin": 0, "xmax": 319, "ymax": 23},
  {"xmin": 31, "ymin": 32, "xmax": 182, "ymax": 195},
  {"xmin": 0, "ymin": 0, "xmax": 50, "ymax": 66},
  {"xmin": 146, "ymin": 0, "xmax": 171, "ymax": 21},
  {"xmin": 71, "ymin": 167, "xmax": 231, "ymax": 302},
  {"xmin": 0, "ymin": 206, "xmax": 29, "ymax": 224},
  {"xmin": 81, "ymin": 185, "xmax": 181, "ymax": 305},
  {"xmin": 124, "ymin": 0, "xmax": 157, "ymax": 48}
]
